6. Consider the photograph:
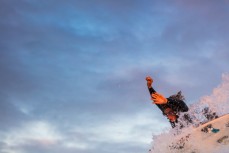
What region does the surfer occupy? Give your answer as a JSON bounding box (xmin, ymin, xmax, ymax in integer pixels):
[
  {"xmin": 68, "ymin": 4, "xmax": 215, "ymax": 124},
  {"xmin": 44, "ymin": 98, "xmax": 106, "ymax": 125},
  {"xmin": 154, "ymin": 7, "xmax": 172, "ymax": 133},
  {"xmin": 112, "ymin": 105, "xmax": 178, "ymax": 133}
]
[{"xmin": 146, "ymin": 76, "xmax": 192, "ymax": 128}]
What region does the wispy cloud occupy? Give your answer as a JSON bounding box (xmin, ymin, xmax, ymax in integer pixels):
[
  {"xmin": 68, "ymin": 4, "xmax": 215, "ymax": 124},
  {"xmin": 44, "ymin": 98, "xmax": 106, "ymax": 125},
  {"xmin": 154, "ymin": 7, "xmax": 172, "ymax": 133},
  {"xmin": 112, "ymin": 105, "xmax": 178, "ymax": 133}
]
[{"xmin": 0, "ymin": 0, "xmax": 229, "ymax": 152}]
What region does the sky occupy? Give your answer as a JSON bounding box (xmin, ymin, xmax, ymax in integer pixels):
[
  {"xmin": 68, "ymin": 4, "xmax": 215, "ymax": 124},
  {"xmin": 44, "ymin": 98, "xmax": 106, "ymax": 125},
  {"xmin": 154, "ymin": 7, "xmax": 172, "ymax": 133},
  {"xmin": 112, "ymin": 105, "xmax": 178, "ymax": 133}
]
[{"xmin": 0, "ymin": 0, "xmax": 229, "ymax": 153}]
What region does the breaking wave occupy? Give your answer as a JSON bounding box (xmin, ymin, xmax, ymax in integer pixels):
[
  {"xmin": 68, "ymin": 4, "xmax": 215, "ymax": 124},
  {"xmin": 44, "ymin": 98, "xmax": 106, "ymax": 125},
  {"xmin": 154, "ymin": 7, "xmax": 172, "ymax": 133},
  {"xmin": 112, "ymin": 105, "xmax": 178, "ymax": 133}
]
[{"xmin": 150, "ymin": 73, "xmax": 229, "ymax": 153}]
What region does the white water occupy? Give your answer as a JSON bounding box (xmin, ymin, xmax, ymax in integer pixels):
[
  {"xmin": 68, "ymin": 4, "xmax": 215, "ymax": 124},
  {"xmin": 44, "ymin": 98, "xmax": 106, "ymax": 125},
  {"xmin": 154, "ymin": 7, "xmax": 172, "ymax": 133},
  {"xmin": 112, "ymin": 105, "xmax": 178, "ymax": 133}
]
[{"xmin": 150, "ymin": 73, "xmax": 229, "ymax": 153}]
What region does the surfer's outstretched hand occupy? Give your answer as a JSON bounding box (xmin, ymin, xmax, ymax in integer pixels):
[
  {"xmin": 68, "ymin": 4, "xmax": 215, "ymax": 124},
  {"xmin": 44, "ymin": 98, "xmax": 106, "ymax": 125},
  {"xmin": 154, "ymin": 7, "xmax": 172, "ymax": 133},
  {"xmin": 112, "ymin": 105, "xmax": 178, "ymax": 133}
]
[
  {"xmin": 151, "ymin": 93, "xmax": 168, "ymax": 104},
  {"xmin": 146, "ymin": 76, "xmax": 153, "ymax": 88}
]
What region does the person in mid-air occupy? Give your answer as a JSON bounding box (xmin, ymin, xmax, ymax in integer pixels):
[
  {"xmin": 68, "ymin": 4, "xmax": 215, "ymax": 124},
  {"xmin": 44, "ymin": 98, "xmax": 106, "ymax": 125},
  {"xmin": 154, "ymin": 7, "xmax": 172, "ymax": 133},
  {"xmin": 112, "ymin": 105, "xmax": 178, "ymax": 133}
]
[{"xmin": 146, "ymin": 76, "xmax": 192, "ymax": 128}]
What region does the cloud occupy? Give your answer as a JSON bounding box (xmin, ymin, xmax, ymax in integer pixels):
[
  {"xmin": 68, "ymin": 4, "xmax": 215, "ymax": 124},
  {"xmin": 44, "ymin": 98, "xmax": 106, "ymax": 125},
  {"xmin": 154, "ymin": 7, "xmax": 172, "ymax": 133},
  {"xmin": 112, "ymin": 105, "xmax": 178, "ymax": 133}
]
[
  {"xmin": 0, "ymin": 110, "xmax": 167, "ymax": 153},
  {"xmin": 0, "ymin": 94, "xmax": 29, "ymax": 131},
  {"xmin": 0, "ymin": 0, "xmax": 229, "ymax": 153}
]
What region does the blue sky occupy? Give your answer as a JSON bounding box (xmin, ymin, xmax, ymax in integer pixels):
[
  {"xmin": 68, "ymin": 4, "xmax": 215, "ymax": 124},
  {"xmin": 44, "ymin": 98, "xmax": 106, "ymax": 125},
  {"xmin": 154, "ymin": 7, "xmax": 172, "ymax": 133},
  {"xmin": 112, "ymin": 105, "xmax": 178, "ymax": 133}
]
[{"xmin": 0, "ymin": 0, "xmax": 229, "ymax": 153}]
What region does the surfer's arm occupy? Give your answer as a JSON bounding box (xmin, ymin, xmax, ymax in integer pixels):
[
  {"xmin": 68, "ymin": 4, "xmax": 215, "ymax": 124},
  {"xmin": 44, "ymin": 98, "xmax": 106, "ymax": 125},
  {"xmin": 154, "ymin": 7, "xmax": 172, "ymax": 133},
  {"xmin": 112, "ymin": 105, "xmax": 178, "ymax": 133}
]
[
  {"xmin": 146, "ymin": 76, "xmax": 156, "ymax": 96},
  {"xmin": 148, "ymin": 87, "xmax": 156, "ymax": 95}
]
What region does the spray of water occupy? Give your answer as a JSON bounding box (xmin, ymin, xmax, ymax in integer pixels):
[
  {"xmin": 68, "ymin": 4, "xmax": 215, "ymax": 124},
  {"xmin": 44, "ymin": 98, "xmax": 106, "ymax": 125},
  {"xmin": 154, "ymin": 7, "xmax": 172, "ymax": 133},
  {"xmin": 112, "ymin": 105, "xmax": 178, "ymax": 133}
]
[{"xmin": 150, "ymin": 74, "xmax": 229, "ymax": 153}]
